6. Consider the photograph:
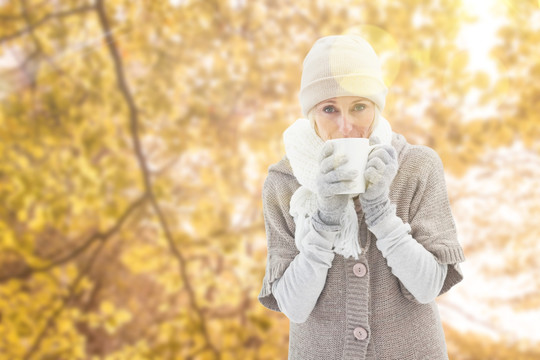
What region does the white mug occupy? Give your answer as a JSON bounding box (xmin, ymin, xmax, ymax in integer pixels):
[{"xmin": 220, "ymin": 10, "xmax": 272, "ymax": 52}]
[{"xmin": 326, "ymin": 137, "xmax": 383, "ymax": 194}]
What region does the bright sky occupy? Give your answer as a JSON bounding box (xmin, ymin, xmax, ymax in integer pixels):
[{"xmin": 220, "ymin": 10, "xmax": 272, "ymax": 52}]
[
  {"xmin": 458, "ymin": 0, "xmax": 506, "ymax": 75},
  {"xmin": 454, "ymin": 0, "xmax": 509, "ymax": 122}
]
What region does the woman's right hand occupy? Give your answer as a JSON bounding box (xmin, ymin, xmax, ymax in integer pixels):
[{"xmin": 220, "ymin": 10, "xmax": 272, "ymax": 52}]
[{"xmin": 315, "ymin": 142, "xmax": 356, "ymax": 225}]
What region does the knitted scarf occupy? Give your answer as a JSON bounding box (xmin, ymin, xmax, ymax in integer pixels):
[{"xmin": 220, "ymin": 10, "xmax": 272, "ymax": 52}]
[{"xmin": 283, "ymin": 114, "xmax": 393, "ymax": 259}]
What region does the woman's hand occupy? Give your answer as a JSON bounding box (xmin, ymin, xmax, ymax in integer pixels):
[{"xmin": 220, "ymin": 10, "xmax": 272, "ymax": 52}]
[
  {"xmin": 360, "ymin": 136, "xmax": 398, "ymax": 203},
  {"xmin": 359, "ymin": 136, "xmax": 398, "ymax": 226},
  {"xmin": 315, "ymin": 141, "xmax": 356, "ymax": 225}
]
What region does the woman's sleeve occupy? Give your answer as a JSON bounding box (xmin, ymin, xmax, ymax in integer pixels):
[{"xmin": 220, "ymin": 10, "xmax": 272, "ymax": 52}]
[
  {"xmin": 257, "ymin": 174, "xmax": 335, "ymax": 319},
  {"xmin": 270, "ymin": 219, "xmax": 336, "ymax": 323},
  {"xmin": 257, "ymin": 174, "xmax": 301, "ymax": 312},
  {"xmin": 369, "ymin": 213, "xmax": 449, "ymax": 304},
  {"xmin": 404, "ymin": 149, "xmax": 466, "ymax": 300}
]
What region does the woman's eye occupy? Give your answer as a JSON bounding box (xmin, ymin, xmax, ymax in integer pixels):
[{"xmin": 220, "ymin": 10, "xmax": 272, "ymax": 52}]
[
  {"xmin": 322, "ymin": 106, "xmax": 336, "ymax": 113},
  {"xmin": 353, "ymin": 104, "xmax": 366, "ymax": 111}
]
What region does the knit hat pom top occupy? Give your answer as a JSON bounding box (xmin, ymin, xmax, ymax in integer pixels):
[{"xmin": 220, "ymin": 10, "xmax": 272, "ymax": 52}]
[{"xmin": 299, "ymin": 35, "xmax": 388, "ymax": 117}]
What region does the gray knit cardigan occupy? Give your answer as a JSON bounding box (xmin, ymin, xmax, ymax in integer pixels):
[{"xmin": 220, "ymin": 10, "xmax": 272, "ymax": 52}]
[{"xmin": 258, "ymin": 132, "xmax": 466, "ymax": 360}]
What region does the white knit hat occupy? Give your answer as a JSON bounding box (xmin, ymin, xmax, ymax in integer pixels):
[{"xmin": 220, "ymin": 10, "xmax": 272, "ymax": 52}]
[{"xmin": 299, "ymin": 35, "xmax": 388, "ymax": 117}]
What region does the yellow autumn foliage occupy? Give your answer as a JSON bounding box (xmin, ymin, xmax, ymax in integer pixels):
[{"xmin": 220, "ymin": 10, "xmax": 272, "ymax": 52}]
[{"xmin": 1, "ymin": 0, "xmax": 540, "ymax": 359}]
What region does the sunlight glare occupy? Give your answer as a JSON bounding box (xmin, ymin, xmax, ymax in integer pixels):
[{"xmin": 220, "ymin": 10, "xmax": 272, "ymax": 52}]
[{"xmin": 458, "ymin": 0, "xmax": 503, "ymax": 75}]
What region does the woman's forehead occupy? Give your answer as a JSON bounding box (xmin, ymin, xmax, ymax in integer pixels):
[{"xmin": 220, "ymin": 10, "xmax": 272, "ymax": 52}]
[{"xmin": 318, "ymin": 96, "xmax": 373, "ymax": 104}]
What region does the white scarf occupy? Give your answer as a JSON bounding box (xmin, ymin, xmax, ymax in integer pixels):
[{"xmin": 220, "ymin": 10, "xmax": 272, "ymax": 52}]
[{"xmin": 283, "ymin": 114, "xmax": 393, "ymax": 259}]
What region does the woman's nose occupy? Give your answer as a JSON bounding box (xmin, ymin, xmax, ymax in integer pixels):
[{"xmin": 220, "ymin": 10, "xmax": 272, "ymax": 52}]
[{"xmin": 337, "ymin": 113, "xmax": 354, "ymax": 135}]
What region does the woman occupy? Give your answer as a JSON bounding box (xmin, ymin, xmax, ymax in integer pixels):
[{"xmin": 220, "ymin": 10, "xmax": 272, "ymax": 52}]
[{"xmin": 258, "ymin": 35, "xmax": 466, "ymax": 360}]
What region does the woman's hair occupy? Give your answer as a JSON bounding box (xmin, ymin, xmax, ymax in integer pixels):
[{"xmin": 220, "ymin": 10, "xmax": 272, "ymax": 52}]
[
  {"xmin": 368, "ymin": 106, "xmax": 380, "ymax": 137},
  {"xmin": 307, "ymin": 107, "xmax": 320, "ymax": 137}
]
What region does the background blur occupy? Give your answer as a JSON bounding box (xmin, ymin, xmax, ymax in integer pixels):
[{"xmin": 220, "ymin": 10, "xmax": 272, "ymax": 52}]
[{"xmin": 1, "ymin": 0, "xmax": 539, "ymax": 359}]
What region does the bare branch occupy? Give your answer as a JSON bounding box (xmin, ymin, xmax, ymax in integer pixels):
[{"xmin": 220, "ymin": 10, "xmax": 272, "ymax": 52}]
[
  {"xmin": 0, "ymin": 5, "xmax": 95, "ymax": 44},
  {"xmin": 0, "ymin": 194, "xmax": 149, "ymax": 283},
  {"xmin": 22, "ymin": 236, "xmax": 106, "ymax": 360},
  {"xmin": 0, "ymin": 14, "xmax": 24, "ymax": 21},
  {"xmin": 94, "ymin": 0, "xmax": 219, "ymax": 356}
]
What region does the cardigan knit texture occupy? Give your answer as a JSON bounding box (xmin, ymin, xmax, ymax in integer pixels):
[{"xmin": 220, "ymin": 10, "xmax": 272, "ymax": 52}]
[
  {"xmin": 271, "ymin": 197, "xmax": 449, "ymax": 323},
  {"xmin": 258, "ymin": 131, "xmax": 466, "ymax": 360}
]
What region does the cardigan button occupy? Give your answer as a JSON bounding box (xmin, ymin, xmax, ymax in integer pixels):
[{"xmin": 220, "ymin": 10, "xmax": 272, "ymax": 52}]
[
  {"xmin": 353, "ymin": 263, "xmax": 367, "ymax": 277},
  {"xmin": 353, "ymin": 326, "xmax": 368, "ymax": 340}
]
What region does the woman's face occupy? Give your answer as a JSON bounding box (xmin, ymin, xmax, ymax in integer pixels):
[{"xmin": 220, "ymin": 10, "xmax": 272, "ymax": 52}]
[{"xmin": 310, "ymin": 96, "xmax": 376, "ymax": 140}]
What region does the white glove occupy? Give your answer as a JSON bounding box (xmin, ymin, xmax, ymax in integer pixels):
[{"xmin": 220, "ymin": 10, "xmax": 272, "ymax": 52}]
[
  {"xmin": 315, "ymin": 141, "xmax": 356, "ymax": 226},
  {"xmin": 359, "ymin": 136, "xmax": 398, "ymax": 227}
]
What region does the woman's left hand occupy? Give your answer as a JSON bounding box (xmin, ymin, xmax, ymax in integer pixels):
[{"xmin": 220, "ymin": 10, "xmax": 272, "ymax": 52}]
[{"xmin": 360, "ymin": 136, "xmax": 398, "ymax": 204}]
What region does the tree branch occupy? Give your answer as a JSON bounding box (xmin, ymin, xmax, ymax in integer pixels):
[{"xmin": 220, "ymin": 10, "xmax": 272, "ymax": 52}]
[
  {"xmin": 23, "ymin": 236, "xmax": 107, "ymax": 360},
  {"xmin": 0, "ymin": 5, "xmax": 95, "ymax": 44},
  {"xmin": 0, "ymin": 194, "xmax": 149, "ymax": 283},
  {"xmin": 94, "ymin": 0, "xmax": 219, "ymax": 357},
  {"xmin": 15, "ymin": 0, "xmax": 102, "ymax": 98},
  {"xmin": 0, "ymin": 14, "xmax": 24, "ymax": 21}
]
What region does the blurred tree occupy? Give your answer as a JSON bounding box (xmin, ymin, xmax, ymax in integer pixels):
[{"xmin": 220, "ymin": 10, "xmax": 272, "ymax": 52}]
[{"xmin": 0, "ymin": 0, "xmax": 539, "ymax": 359}]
